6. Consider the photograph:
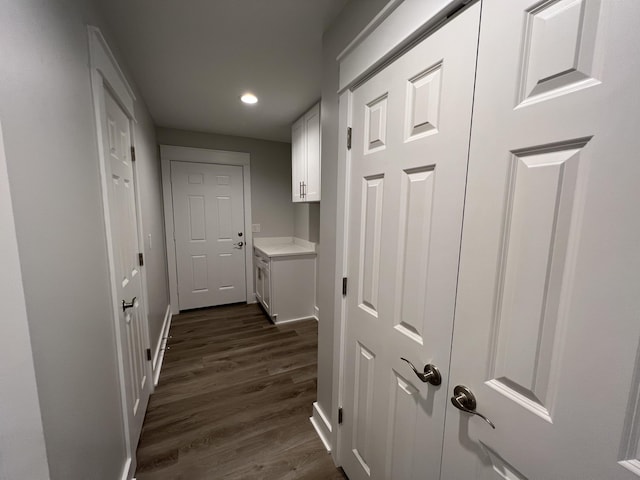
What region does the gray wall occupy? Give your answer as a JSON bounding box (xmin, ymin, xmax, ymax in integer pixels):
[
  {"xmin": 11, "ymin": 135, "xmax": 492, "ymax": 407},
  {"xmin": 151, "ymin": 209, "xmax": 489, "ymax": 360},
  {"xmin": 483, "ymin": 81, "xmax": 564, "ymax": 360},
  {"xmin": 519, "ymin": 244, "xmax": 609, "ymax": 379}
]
[
  {"xmin": 316, "ymin": 0, "xmax": 390, "ymax": 437},
  {"xmin": 157, "ymin": 128, "xmax": 294, "ymax": 238},
  {"xmin": 135, "ymin": 109, "xmax": 171, "ymax": 351},
  {"xmin": 294, "ymin": 202, "xmax": 320, "ymax": 243},
  {"xmin": 0, "ymin": 0, "xmax": 169, "ymax": 477}
]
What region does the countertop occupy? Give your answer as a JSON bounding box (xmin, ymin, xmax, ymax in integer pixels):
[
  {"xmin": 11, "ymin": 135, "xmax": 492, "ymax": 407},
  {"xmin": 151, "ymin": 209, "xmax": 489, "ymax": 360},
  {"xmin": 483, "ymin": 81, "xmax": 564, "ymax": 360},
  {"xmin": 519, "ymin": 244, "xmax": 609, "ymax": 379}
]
[{"xmin": 253, "ymin": 237, "xmax": 316, "ymax": 258}]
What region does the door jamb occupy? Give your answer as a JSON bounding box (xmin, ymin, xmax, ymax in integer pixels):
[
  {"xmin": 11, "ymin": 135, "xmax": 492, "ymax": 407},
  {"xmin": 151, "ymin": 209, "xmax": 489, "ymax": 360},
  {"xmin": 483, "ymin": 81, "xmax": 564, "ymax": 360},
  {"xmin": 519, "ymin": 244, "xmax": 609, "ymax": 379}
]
[
  {"xmin": 88, "ymin": 25, "xmax": 153, "ymax": 480},
  {"xmin": 160, "ymin": 145, "xmax": 254, "ymax": 315}
]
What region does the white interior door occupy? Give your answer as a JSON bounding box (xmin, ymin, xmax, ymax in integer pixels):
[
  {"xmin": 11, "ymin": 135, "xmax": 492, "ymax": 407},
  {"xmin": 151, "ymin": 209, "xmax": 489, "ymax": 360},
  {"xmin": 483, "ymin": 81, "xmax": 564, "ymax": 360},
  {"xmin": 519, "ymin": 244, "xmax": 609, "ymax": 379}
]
[
  {"xmin": 172, "ymin": 161, "xmax": 246, "ymax": 310},
  {"xmin": 340, "ymin": 5, "xmax": 480, "ymax": 479},
  {"xmin": 441, "ymin": 1, "xmax": 640, "ymax": 479},
  {"xmin": 103, "ymin": 89, "xmax": 151, "ymax": 451}
]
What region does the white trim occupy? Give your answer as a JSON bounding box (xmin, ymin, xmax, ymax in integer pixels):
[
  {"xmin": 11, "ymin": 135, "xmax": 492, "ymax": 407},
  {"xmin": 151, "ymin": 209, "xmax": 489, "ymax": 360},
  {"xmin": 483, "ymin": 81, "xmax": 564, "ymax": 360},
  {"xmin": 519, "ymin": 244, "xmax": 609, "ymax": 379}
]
[
  {"xmin": 0, "ymin": 119, "xmax": 51, "ymax": 479},
  {"xmin": 331, "ymin": 89, "xmax": 352, "ymax": 466},
  {"xmin": 160, "ymin": 145, "xmax": 254, "ymax": 315},
  {"xmin": 272, "ymin": 315, "xmax": 316, "ymax": 325},
  {"xmin": 120, "ymin": 458, "xmax": 133, "ymax": 480},
  {"xmin": 88, "ymin": 25, "xmax": 149, "ymax": 480},
  {"xmin": 337, "ymin": 0, "xmax": 463, "ymax": 92},
  {"xmin": 336, "ymin": 0, "xmax": 404, "ymax": 62},
  {"xmin": 310, "ymin": 402, "xmax": 333, "ymax": 453},
  {"xmin": 88, "ymin": 26, "xmax": 136, "ymax": 116},
  {"xmin": 313, "ymin": 305, "xmax": 320, "ymax": 321},
  {"xmin": 153, "ymin": 305, "xmax": 173, "ymax": 386}
]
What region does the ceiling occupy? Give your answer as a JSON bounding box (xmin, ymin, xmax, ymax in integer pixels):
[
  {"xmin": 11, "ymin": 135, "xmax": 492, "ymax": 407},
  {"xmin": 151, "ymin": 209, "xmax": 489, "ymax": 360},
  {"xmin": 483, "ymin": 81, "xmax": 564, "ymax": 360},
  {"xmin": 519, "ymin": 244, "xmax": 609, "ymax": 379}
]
[{"xmin": 97, "ymin": 0, "xmax": 349, "ymax": 143}]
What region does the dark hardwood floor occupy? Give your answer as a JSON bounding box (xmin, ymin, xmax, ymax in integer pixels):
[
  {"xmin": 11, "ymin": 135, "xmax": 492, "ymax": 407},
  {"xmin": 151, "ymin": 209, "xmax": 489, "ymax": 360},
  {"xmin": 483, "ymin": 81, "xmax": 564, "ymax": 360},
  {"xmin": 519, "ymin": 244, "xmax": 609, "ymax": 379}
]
[{"xmin": 135, "ymin": 303, "xmax": 346, "ymax": 479}]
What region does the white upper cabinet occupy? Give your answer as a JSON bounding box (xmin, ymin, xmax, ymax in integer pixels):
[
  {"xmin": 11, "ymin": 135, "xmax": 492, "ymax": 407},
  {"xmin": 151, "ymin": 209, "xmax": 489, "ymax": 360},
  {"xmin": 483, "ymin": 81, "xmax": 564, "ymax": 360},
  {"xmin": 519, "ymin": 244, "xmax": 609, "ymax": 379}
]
[{"xmin": 291, "ymin": 103, "xmax": 320, "ymax": 202}]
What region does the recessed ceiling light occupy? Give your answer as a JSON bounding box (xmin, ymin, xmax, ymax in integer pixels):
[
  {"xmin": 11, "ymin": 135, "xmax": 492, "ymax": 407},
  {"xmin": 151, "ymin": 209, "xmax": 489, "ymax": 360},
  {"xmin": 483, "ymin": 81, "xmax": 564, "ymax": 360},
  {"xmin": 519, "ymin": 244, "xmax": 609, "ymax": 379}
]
[{"xmin": 241, "ymin": 93, "xmax": 258, "ymax": 104}]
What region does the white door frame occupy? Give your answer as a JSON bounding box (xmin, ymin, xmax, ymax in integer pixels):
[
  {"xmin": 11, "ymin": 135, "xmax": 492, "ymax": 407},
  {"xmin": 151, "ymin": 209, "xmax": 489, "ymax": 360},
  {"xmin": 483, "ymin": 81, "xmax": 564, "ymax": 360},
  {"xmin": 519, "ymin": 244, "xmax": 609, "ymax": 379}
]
[
  {"xmin": 330, "ymin": 0, "xmax": 468, "ymax": 464},
  {"xmin": 160, "ymin": 145, "xmax": 254, "ymax": 315},
  {"xmin": 88, "ymin": 25, "xmax": 153, "ymax": 480}
]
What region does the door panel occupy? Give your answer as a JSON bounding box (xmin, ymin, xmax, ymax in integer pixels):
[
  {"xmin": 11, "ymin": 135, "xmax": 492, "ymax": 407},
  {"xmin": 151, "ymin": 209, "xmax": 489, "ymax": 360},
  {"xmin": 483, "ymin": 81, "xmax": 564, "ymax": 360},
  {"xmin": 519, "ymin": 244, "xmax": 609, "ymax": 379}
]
[
  {"xmin": 442, "ymin": 1, "xmax": 640, "ymax": 479},
  {"xmin": 172, "ymin": 161, "xmax": 246, "ymax": 310},
  {"xmin": 103, "ymin": 89, "xmax": 151, "ymax": 450},
  {"xmin": 340, "ymin": 5, "xmax": 481, "ymax": 479}
]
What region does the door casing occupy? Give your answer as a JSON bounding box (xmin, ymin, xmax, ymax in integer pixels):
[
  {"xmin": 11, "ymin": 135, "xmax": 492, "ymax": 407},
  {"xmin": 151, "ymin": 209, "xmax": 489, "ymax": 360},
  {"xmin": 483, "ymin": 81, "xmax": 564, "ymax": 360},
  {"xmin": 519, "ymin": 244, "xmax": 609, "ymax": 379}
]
[
  {"xmin": 88, "ymin": 25, "xmax": 153, "ymax": 480},
  {"xmin": 160, "ymin": 145, "xmax": 254, "ymax": 315}
]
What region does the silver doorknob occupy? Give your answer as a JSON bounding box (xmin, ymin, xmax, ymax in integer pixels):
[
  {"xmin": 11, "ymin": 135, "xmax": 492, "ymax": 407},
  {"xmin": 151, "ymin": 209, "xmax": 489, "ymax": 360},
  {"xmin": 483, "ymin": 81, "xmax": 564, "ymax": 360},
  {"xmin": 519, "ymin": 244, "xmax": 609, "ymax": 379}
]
[
  {"xmin": 400, "ymin": 358, "xmax": 442, "ymax": 386},
  {"xmin": 233, "ymin": 241, "xmax": 244, "ymax": 249},
  {"xmin": 450, "ymin": 385, "xmax": 495, "ymax": 429}
]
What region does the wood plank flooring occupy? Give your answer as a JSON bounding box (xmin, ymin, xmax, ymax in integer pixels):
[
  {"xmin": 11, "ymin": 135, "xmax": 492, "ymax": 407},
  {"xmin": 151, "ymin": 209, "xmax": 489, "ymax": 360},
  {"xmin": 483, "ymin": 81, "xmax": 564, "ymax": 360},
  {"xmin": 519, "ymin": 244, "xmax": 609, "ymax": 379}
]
[{"xmin": 135, "ymin": 303, "xmax": 346, "ymax": 479}]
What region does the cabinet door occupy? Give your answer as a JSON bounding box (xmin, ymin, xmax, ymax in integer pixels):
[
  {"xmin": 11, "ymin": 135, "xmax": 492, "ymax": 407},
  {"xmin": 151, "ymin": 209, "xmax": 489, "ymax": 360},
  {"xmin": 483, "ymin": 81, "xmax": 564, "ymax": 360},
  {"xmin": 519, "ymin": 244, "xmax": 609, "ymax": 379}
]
[
  {"xmin": 291, "ymin": 116, "xmax": 306, "ymax": 203},
  {"xmin": 304, "ymin": 104, "xmax": 321, "ymax": 201},
  {"xmin": 255, "ymin": 261, "xmax": 263, "ymax": 303},
  {"xmin": 262, "ymin": 267, "xmax": 271, "ymax": 314}
]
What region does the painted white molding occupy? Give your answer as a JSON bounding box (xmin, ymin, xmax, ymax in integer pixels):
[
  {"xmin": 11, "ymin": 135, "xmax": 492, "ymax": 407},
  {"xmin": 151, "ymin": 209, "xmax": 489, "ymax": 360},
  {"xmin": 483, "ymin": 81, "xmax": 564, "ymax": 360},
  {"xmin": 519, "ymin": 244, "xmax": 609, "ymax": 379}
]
[
  {"xmin": 310, "ymin": 402, "xmax": 333, "ymax": 453},
  {"xmin": 337, "ymin": 0, "xmax": 463, "ymax": 92},
  {"xmin": 331, "ymin": 89, "xmax": 352, "ymax": 466},
  {"xmin": 119, "ymin": 458, "xmax": 133, "ymax": 480},
  {"xmin": 0, "ymin": 119, "xmax": 50, "ymax": 480},
  {"xmin": 313, "ymin": 305, "xmax": 320, "ymax": 321},
  {"xmin": 153, "ymin": 305, "xmax": 173, "ymax": 386},
  {"xmin": 89, "ymin": 25, "xmax": 151, "ymax": 480},
  {"xmin": 160, "ymin": 145, "xmax": 254, "ymax": 315},
  {"xmin": 336, "ymin": 0, "xmax": 404, "ymax": 63},
  {"xmin": 88, "ymin": 26, "xmax": 136, "ymax": 117}
]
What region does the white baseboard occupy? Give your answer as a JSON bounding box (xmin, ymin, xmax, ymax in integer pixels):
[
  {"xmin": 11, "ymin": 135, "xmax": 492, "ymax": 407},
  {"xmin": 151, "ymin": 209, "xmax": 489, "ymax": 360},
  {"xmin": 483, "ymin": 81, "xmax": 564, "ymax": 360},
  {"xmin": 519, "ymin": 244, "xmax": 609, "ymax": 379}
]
[
  {"xmin": 313, "ymin": 305, "xmax": 320, "ymax": 321},
  {"xmin": 153, "ymin": 305, "xmax": 172, "ymax": 386},
  {"xmin": 273, "ymin": 315, "xmax": 316, "ymax": 325},
  {"xmin": 310, "ymin": 402, "xmax": 332, "ymax": 453},
  {"xmin": 120, "ymin": 457, "xmax": 133, "ymax": 480},
  {"xmin": 247, "ymin": 292, "xmax": 257, "ymax": 304}
]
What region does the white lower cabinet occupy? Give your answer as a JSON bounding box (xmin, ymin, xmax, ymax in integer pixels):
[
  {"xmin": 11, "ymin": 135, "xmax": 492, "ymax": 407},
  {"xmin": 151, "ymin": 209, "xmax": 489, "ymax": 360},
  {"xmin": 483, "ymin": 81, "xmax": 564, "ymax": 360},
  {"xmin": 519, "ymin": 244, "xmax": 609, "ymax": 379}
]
[{"xmin": 254, "ymin": 247, "xmax": 316, "ymax": 323}]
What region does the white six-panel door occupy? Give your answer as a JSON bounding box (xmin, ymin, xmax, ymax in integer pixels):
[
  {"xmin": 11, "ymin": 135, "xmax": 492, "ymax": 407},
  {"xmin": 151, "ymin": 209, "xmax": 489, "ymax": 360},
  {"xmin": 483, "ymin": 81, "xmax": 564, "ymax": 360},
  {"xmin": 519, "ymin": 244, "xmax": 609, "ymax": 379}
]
[
  {"xmin": 171, "ymin": 161, "xmax": 246, "ymax": 310},
  {"xmin": 441, "ymin": 1, "xmax": 640, "ymax": 479},
  {"xmin": 340, "ymin": 4, "xmax": 481, "ymax": 479},
  {"xmin": 103, "ymin": 89, "xmax": 151, "ymax": 451}
]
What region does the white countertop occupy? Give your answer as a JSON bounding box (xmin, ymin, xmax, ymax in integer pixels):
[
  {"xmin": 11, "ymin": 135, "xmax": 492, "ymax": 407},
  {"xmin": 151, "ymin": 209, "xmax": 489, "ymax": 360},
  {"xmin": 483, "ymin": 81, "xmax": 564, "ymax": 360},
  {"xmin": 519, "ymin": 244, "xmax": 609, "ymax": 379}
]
[{"xmin": 253, "ymin": 237, "xmax": 316, "ymax": 258}]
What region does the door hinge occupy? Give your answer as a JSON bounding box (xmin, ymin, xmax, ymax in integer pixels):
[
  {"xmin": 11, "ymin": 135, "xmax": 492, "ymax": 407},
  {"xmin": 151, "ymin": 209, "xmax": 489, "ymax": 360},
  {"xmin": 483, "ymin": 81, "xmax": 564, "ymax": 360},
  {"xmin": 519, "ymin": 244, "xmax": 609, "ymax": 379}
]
[
  {"xmin": 347, "ymin": 127, "xmax": 352, "ymax": 150},
  {"xmin": 342, "ymin": 277, "xmax": 348, "ymax": 296},
  {"xmin": 338, "ymin": 407, "xmax": 343, "ymax": 425},
  {"xmin": 131, "ymin": 146, "xmax": 136, "ymax": 162},
  {"xmin": 146, "ymin": 348, "xmax": 152, "ymax": 362},
  {"xmin": 138, "ymin": 252, "xmax": 144, "ymax": 266}
]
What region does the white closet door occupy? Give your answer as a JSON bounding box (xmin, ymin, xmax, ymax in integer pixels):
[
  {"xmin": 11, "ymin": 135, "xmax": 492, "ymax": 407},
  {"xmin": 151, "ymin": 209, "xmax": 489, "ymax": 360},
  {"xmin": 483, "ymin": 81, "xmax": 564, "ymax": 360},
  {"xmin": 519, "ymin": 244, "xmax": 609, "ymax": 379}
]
[
  {"xmin": 339, "ymin": 4, "xmax": 481, "ymax": 479},
  {"xmin": 442, "ymin": 1, "xmax": 640, "ymax": 479},
  {"xmin": 103, "ymin": 89, "xmax": 151, "ymax": 450},
  {"xmin": 172, "ymin": 161, "xmax": 246, "ymax": 310}
]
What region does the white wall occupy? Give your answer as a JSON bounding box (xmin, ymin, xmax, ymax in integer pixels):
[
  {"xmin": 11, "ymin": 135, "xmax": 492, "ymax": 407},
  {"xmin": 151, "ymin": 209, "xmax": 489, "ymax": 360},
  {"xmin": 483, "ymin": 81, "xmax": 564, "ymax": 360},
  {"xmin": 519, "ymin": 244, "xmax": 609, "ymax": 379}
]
[
  {"xmin": 0, "ymin": 120, "xmax": 50, "ymax": 480},
  {"xmin": 316, "ymin": 0, "xmax": 390, "ymax": 442},
  {"xmin": 156, "ymin": 127, "xmax": 294, "ymax": 238},
  {"xmin": 0, "ymin": 0, "xmax": 169, "ymax": 477}
]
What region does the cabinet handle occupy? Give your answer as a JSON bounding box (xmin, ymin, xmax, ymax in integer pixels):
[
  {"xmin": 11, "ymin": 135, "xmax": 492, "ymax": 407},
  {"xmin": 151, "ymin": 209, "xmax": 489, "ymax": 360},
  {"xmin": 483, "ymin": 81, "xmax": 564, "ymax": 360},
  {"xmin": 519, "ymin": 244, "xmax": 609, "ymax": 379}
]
[
  {"xmin": 299, "ymin": 181, "xmax": 302, "ymax": 198},
  {"xmin": 302, "ymin": 182, "xmax": 306, "ymax": 198}
]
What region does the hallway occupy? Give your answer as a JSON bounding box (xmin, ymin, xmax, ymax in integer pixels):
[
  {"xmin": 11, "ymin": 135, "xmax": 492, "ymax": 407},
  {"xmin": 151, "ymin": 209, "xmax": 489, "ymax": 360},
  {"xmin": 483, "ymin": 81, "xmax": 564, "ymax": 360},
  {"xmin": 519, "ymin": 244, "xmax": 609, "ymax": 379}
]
[{"xmin": 135, "ymin": 304, "xmax": 346, "ymax": 479}]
